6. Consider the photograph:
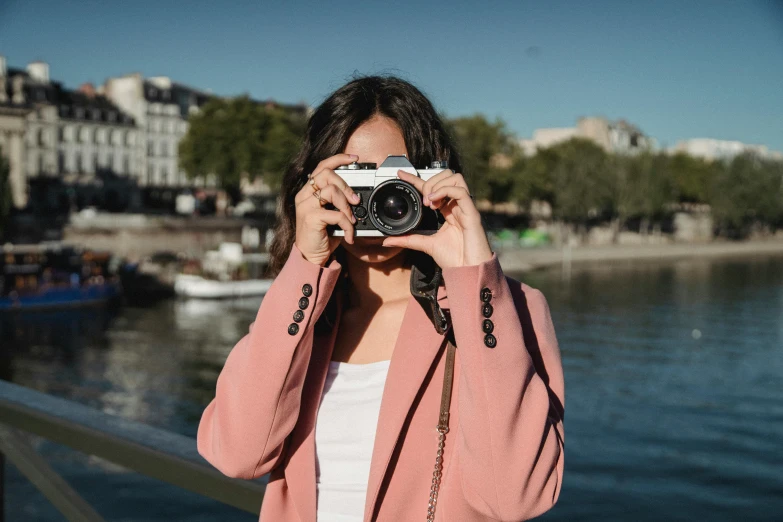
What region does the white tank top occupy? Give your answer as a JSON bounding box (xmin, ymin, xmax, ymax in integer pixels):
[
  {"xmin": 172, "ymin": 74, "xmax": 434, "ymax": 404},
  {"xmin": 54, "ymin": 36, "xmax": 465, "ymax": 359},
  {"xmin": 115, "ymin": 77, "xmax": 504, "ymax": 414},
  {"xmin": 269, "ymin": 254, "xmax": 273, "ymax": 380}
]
[{"xmin": 315, "ymin": 358, "xmax": 391, "ymax": 522}]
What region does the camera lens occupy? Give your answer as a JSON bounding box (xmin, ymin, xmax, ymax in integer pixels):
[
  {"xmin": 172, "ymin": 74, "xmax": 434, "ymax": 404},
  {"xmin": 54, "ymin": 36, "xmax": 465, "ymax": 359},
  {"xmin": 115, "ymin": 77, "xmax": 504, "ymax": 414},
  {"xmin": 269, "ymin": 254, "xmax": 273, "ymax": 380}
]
[
  {"xmin": 382, "ymin": 195, "xmax": 408, "ymax": 221},
  {"xmin": 368, "ymin": 180, "xmax": 422, "ymax": 235}
]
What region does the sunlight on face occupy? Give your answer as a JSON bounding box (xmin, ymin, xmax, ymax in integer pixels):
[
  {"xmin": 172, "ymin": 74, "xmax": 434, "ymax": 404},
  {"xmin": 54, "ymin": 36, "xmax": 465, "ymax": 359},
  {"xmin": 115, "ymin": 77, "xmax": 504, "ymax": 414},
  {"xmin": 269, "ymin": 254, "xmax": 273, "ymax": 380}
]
[{"xmin": 341, "ymin": 115, "xmax": 409, "ymax": 265}]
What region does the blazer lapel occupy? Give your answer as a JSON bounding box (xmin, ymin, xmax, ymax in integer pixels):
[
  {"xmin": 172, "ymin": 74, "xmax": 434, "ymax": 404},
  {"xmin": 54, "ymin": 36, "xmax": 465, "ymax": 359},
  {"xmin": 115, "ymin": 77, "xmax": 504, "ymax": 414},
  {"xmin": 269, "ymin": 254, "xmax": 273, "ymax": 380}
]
[{"xmin": 363, "ymin": 289, "xmax": 450, "ymax": 521}]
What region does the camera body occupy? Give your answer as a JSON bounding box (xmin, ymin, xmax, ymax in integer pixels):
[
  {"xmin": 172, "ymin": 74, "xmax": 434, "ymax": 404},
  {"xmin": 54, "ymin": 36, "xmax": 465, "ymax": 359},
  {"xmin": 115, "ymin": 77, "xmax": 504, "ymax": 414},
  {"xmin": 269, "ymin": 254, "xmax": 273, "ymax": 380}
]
[{"xmin": 328, "ymin": 155, "xmax": 448, "ymax": 237}]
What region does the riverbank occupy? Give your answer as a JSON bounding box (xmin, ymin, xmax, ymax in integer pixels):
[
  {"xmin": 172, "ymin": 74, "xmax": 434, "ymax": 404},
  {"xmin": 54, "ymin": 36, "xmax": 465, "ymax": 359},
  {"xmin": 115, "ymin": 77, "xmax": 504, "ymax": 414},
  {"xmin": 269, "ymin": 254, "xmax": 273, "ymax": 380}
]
[{"xmin": 497, "ymin": 239, "xmax": 783, "ymax": 272}]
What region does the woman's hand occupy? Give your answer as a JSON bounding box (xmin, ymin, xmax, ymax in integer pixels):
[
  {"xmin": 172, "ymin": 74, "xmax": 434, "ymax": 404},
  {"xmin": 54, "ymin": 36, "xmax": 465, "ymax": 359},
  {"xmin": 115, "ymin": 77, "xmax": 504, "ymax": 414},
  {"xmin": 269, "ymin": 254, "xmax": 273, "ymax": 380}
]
[
  {"xmin": 381, "ymin": 169, "xmax": 493, "ymax": 268},
  {"xmin": 294, "ymin": 154, "xmax": 362, "ymax": 266}
]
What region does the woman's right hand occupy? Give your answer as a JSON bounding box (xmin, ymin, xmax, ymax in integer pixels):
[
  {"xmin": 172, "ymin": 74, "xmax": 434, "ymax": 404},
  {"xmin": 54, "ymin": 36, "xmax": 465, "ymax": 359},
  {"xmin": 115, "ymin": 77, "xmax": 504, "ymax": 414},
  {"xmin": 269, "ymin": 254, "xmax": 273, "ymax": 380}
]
[{"xmin": 294, "ymin": 154, "xmax": 363, "ymax": 266}]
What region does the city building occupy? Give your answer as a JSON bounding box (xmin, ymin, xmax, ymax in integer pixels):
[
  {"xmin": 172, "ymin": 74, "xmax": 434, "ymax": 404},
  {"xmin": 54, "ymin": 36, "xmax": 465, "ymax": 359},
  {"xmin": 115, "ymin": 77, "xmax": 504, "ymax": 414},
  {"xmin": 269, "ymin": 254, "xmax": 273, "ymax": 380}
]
[
  {"xmin": 1, "ymin": 56, "xmax": 138, "ymax": 208},
  {"xmin": 102, "ymin": 73, "xmax": 213, "ymax": 187},
  {"xmin": 0, "ymin": 55, "xmax": 32, "ymax": 208},
  {"xmin": 520, "ymin": 116, "xmax": 656, "ymax": 156},
  {"xmin": 671, "ymin": 138, "xmax": 783, "ymax": 161}
]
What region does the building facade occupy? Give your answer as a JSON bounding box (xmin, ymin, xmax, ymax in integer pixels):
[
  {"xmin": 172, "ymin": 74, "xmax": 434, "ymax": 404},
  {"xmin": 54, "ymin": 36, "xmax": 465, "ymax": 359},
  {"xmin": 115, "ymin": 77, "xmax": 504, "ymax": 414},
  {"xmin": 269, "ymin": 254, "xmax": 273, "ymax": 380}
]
[
  {"xmin": 1, "ymin": 56, "xmax": 138, "ymax": 208},
  {"xmin": 520, "ymin": 117, "xmax": 656, "ymax": 156},
  {"xmin": 671, "ymin": 138, "xmax": 783, "ymax": 161},
  {"xmin": 103, "ymin": 73, "xmax": 213, "ymax": 187}
]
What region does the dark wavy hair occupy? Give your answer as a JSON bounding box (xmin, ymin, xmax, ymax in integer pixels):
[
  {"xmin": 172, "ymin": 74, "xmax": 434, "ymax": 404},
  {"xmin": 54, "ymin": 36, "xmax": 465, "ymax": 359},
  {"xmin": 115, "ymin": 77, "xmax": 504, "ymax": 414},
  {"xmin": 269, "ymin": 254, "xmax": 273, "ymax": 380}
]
[{"xmin": 267, "ymin": 75, "xmax": 463, "ymax": 277}]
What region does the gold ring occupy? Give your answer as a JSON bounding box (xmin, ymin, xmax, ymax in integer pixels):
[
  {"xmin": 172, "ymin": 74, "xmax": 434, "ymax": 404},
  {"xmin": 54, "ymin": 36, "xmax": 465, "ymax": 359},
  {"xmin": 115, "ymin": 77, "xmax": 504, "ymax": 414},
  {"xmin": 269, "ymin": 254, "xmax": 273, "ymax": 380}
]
[
  {"xmin": 309, "ymin": 178, "xmax": 320, "ymax": 191},
  {"xmin": 313, "ymin": 189, "xmax": 326, "ymax": 205}
]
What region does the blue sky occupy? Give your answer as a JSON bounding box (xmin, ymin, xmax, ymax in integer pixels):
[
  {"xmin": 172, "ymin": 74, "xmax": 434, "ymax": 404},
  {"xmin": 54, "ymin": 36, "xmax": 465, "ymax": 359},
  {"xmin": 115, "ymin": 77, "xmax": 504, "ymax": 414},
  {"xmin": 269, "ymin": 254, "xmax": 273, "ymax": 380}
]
[{"xmin": 1, "ymin": 0, "xmax": 782, "ymax": 151}]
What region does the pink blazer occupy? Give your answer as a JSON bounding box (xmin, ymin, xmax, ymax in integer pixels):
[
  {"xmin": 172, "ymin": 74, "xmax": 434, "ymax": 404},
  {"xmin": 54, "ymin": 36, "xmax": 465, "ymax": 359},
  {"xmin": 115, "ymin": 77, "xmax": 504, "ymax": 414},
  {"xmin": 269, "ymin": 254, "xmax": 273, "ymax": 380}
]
[{"xmin": 197, "ymin": 244, "xmax": 565, "ymax": 522}]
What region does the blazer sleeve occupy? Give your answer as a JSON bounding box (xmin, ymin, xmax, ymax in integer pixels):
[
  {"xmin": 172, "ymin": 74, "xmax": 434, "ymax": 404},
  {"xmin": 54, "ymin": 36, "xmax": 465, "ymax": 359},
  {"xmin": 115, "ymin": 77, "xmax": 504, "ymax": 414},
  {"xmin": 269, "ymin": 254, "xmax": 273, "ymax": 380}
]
[
  {"xmin": 197, "ymin": 243, "xmax": 343, "ymax": 479},
  {"xmin": 441, "ymin": 252, "xmax": 565, "ymax": 521}
]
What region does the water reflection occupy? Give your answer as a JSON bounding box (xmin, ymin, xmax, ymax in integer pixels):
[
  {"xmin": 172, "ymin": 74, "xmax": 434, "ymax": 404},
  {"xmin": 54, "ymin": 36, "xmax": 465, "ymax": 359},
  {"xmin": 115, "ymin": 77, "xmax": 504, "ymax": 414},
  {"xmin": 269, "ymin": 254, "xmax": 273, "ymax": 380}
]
[{"xmin": 2, "ymin": 255, "xmax": 782, "ymax": 521}]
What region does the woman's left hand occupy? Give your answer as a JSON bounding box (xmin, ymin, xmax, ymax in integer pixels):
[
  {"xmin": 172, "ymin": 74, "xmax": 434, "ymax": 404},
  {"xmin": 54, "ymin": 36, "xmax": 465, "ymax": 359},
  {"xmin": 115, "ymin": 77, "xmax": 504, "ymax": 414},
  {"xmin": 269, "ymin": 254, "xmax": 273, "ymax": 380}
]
[{"xmin": 381, "ymin": 169, "xmax": 493, "ymax": 268}]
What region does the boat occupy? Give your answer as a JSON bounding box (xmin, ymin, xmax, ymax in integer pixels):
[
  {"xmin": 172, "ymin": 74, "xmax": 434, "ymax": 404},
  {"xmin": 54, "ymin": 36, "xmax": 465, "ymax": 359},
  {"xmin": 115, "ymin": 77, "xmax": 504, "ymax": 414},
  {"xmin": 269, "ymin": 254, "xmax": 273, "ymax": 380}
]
[
  {"xmin": 1, "ymin": 243, "xmax": 122, "ymax": 311},
  {"xmin": 174, "ymin": 242, "xmax": 273, "ymax": 299},
  {"xmin": 174, "ymin": 273, "xmax": 272, "ymax": 298}
]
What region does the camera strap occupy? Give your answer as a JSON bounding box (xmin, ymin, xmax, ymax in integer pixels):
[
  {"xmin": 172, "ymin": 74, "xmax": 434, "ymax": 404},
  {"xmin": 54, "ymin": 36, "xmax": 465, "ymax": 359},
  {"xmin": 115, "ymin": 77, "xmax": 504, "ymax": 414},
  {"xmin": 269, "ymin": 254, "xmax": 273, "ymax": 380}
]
[{"xmin": 409, "ymin": 244, "xmax": 457, "ymax": 520}]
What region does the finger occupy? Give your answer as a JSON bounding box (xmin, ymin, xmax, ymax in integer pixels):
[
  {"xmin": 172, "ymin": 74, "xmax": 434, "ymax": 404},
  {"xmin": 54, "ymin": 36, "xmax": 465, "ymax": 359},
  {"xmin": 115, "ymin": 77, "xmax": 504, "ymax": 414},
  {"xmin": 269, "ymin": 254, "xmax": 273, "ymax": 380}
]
[
  {"xmin": 428, "ymin": 173, "xmax": 467, "ymax": 209},
  {"xmin": 313, "ymin": 208, "xmax": 355, "ymax": 244},
  {"xmin": 314, "ymin": 169, "xmax": 361, "ymax": 205},
  {"xmin": 420, "ymin": 169, "xmax": 455, "ymax": 204},
  {"xmin": 316, "ymin": 184, "xmax": 356, "ymax": 225},
  {"xmin": 427, "ymin": 186, "xmax": 479, "ymax": 219},
  {"xmin": 395, "ymin": 170, "xmax": 426, "ymax": 194},
  {"xmin": 381, "ymin": 233, "xmax": 433, "ymax": 254},
  {"xmin": 314, "ymin": 154, "xmax": 359, "ymax": 176}
]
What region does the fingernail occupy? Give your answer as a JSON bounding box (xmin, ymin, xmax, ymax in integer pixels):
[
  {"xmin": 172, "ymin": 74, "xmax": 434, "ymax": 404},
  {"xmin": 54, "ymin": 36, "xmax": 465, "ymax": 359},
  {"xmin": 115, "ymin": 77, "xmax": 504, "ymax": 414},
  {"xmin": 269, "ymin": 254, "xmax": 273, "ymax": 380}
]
[
  {"xmin": 351, "ymin": 215, "xmax": 356, "ymax": 223},
  {"xmin": 349, "ymin": 154, "xmax": 359, "ymax": 159},
  {"xmin": 427, "ymin": 193, "xmax": 436, "ymax": 199},
  {"xmin": 423, "ymin": 196, "xmax": 429, "ymax": 205},
  {"xmin": 352, "ymin": 193, "xmax": 360, "ymax": 202}
]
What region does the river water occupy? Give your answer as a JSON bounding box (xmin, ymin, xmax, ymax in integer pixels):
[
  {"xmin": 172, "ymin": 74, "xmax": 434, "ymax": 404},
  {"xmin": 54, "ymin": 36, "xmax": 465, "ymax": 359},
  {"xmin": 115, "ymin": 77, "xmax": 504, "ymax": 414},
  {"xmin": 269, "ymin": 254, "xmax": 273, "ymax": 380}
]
[{"xmin": 3, "ymin": 254, "xmax": 782, "ymax": 521}]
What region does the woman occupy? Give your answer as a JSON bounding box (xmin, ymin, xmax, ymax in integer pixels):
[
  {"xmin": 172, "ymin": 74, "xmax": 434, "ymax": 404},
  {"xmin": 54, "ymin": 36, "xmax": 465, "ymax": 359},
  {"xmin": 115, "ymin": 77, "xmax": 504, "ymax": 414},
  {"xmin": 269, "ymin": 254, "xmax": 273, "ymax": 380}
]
[{"xmin": 197, "ymin": 76, "xmax": 565, "ymax": 522}]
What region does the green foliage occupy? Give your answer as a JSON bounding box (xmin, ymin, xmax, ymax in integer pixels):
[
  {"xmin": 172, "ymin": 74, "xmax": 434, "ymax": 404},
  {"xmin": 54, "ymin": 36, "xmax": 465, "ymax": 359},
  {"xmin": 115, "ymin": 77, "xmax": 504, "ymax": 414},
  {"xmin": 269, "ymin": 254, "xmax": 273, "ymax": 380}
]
[
  {"xmin": 709, "ymin": 153, "xmax": 783, "ymax": 234},
  {"xmin": 668, "ymin": 152, "xmax": 712, "ymax": 203},
  {"xmin": 0, "ymin": 148, "xmax": 11, "ymax": 239},
  {"xmin": 520, "ymin": 138, "xmax": 613, "ymax": 223},
  {"xmin": 178, "ymin": 96, "xmax": 304, "ymax": 191},
  {"xmin": 448, "ymin": 115, "xmax": 518, "ymax": 200},
  {"xmin": 613, "ymin": 152, "xmax": 673, "ymax": 224}
]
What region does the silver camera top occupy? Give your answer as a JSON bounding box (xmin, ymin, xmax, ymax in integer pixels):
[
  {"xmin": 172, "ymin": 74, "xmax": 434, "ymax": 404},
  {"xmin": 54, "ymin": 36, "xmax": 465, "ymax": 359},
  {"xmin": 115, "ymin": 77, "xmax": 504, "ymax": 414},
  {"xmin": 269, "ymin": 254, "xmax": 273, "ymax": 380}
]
[{"xmin": 335, "ymin": 155, "xmax": 448, "ymax": 187}]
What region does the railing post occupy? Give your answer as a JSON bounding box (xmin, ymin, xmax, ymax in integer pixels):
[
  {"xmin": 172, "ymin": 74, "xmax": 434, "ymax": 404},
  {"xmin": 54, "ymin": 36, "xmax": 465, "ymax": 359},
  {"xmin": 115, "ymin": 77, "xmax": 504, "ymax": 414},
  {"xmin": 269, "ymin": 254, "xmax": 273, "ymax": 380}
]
[{"xmin": 0, "ymin": 450, "xmax": 5, "ymax": 522}]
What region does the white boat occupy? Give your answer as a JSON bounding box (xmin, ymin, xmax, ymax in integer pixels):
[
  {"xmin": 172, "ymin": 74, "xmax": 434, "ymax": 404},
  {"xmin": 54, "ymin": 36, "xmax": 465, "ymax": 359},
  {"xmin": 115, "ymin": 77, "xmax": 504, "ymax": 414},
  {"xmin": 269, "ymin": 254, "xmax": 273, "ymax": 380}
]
[{"xmin": 174, "ymin": 274, "xmax": 273, "ymax": 298}]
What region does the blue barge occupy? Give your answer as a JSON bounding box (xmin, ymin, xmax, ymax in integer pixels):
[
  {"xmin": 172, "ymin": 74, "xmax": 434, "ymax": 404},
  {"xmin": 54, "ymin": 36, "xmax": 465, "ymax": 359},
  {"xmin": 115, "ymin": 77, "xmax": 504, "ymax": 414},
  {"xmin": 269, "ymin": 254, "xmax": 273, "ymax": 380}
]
[{"xmin": 1, "ymin": 243, "xmax": 122, "ymax": 311}]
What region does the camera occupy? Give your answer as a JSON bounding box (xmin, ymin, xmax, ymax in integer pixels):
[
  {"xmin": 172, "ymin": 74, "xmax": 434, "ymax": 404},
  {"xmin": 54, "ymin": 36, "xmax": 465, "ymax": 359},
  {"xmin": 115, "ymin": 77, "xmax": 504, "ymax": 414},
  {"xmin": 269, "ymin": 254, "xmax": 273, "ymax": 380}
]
[{"xmin": 327, "ymin": 155, "xmax": 449, "ymax": 237}]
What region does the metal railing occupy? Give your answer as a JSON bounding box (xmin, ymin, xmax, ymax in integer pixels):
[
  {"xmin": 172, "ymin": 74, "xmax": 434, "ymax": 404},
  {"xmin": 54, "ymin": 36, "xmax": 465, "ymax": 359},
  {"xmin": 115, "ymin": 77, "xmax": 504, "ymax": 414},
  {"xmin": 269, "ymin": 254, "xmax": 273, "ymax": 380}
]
[{"xmin": 0, "ymin": 380, "xmax": 265, "ymax": 522}]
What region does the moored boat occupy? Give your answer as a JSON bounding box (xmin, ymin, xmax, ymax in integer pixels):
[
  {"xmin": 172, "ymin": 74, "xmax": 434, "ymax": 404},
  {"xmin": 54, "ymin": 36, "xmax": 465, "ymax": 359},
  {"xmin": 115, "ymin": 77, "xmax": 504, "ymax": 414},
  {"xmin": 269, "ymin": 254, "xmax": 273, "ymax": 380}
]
[{"xmin": 1, "ymin": 243, "xmax": 122, "ymax": 311}]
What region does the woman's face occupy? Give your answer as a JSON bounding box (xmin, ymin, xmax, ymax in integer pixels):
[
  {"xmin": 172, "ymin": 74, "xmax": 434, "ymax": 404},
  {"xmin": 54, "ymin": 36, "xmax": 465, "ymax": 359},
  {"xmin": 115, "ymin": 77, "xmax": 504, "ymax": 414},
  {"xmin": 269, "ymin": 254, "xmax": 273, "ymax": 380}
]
[{"xmin": 340, "ymin": 115, "xmax": 408, "ymax": 265}]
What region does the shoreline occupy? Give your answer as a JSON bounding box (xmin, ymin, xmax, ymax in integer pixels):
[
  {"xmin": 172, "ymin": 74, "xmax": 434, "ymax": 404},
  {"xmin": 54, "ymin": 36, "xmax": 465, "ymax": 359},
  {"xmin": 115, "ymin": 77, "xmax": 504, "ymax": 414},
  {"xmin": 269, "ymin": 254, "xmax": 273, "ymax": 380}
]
[{"xmin": 496, "ymin": 239, "xmax": 783, "ymax": 272}]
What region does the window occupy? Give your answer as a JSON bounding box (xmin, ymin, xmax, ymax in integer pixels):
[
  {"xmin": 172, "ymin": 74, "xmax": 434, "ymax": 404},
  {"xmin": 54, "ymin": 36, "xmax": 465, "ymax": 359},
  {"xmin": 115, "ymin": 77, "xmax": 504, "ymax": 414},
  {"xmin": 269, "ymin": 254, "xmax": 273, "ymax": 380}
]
[
  {"xmin": 75, "ymin": 107, "xmax": 84, "ymax": 119},
  {"xmin": 161, "ymin": 142, "xmax": 168, "ymax": 157},
  {"xmin": 79, "ymin": 127, "xmax": 90, "ymax": 144},
  {"xmin": 96, "ymin": 128, "xmax": 106, "ymax": 144},
  {"xmin": 125, "ymin": 131, "xmax": 134, "ymax": 146},
  {"xmin": 108, "ymin": 111, "xmax": 116, "ymax": 122},
  {"xmin": 37, "ymin": 128, "xmax": 45, "ymax": 146}
]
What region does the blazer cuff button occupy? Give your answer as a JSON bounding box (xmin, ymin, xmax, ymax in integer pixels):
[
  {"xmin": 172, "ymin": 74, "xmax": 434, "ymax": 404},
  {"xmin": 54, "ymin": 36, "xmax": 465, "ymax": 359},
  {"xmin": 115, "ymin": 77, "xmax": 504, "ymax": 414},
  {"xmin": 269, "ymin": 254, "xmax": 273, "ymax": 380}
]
[
  {"xmin": 484, "ymin": 333, "xmax": 497, "ymax": 348},
  {"xmin": 298, "ymin": 296, "xmax": 310, "ymax": 310},
  {"xmin": 481, "ymin": 303, "xmax": 493, "ymax": 318},
  {"xmin": 480, "ymin": 287, "xmax": 492, "ymax": 302},
  {"xmin": 302, "ymin": 283, "xmax": 313, "ymax": 297},
  {"xmin": 482, "ymin": 319, "xmax": 494, "ymax": 334},
  {"xmin": 288, "ymin": 323, "xmax": 300, "ymax": 336},
  {"xmin": 293, "ymin": 310, "xmax": 305, "ymax": 323}
]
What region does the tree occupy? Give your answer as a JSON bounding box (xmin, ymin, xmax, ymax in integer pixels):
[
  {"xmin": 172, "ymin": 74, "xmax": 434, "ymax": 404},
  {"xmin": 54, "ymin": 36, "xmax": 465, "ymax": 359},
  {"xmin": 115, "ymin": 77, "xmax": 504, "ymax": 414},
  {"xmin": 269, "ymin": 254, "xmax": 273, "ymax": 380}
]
[
  {"xmin": 527, "ymin": 138, "xmax": 613, "ymax": 226},
  {"xmin": 178, "ymin": 96, "xmax": 305, "ymax": 192},
  {"xmin": 0, "ymin": 148, "xmax": 11, "ymax": 240},
  {"xmin": 668, "ymin": 152, "xmax": 712, "ymax": 203},
  {"xmin": 709, "ymin": 153, "xmax": 783, "ymax": 237},
  {"xmin": 612, "ymin": 152, "xmax": 673, "ymax": 233},
  {"xmin": 448, "ymin": 115, "xmax": 519, "ymax": 201}
]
